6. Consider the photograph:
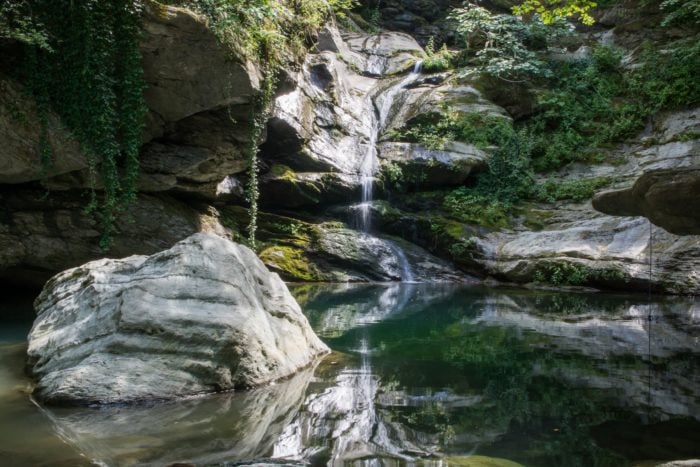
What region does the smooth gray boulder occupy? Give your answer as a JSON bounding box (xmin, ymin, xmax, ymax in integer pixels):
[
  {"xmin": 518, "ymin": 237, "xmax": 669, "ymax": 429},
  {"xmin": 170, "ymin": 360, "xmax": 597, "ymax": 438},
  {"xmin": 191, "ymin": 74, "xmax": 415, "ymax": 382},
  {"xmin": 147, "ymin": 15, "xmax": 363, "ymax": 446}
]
[{"xmin": 27, "ymin": 233, "xmax": 329, "ymax": 405}]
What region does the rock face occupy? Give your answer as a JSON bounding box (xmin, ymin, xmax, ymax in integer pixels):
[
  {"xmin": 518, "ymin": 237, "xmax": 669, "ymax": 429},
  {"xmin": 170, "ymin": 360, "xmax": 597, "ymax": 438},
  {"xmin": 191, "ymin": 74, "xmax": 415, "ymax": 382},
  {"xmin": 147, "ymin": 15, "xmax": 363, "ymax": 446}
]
[
  {"xmin": 0, "ymin": 3, "xmax": 263, "ymax": 285},
  {"xmin": 27, "ymin": 233, "xmax": 329, "ymax": 405},
  {"xmin": 593, "ymin": 168, "xmax": 700, "ymax": 236},
  {"xmin": 0, "ymin": 77, "xmax": 85, "ymax": 184}
]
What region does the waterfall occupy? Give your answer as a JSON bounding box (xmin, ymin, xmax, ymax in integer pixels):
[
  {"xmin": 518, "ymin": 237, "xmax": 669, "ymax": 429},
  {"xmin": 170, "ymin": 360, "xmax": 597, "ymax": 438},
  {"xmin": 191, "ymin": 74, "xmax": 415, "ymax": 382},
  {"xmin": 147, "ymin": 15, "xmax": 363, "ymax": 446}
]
[
  {"xmin": 357, "ymin": 61, "xmax": 423, "ymax": 233},
  {"xmin": 355, "ymin": 62, "xmax": 423, "ymax": 282},
  {"xmin": 389, "ymin": 241, "xmax": 415, "ymax": 283}
]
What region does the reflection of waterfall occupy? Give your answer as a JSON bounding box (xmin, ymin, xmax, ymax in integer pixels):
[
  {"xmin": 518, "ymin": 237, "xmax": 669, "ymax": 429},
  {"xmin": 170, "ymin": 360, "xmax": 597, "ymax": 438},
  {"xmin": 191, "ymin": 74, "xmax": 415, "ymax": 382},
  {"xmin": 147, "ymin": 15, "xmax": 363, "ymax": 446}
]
[
  {"xmin": 314, "ymin": 283, "xmax": 419, "ymax": 337},
  {"xmin": 272, "ymin": 337, "xmax": 422, "ymax": 464},
  {"xmin": 273, "ymin": 285, "xmax": 432, "ymax": 464},
  {"xmin": 356, "ymin": 61, "xmax": 422, "ymax": 282}
]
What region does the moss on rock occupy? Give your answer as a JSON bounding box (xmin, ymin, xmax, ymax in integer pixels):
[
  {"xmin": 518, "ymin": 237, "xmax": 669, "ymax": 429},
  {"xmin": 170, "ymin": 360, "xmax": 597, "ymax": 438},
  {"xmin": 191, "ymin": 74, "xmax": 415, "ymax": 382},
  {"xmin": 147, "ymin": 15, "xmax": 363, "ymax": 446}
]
[{"xmin": 259, "ymin": 245, "xmax": 322, "ymax": 281}]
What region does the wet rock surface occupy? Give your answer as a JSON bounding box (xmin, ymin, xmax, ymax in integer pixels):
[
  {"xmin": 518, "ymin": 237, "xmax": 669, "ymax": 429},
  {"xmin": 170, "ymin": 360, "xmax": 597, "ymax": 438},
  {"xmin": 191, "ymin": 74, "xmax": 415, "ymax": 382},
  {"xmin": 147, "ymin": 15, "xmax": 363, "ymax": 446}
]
[{"xmin": 27, "ymin": 233, "xmax": 329, "ymax": 405}]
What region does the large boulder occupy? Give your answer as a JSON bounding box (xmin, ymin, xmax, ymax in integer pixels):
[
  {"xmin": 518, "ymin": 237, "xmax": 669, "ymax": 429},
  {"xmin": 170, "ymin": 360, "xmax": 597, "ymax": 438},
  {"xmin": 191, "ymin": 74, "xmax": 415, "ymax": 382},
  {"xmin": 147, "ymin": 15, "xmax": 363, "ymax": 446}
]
[
  {"xmin": 26, "ymin": 233, "xmax": 329, "ymax": 405},
  {"xmin": 593, "ymin": 168, "xmax": 700, "ymax": 236}
]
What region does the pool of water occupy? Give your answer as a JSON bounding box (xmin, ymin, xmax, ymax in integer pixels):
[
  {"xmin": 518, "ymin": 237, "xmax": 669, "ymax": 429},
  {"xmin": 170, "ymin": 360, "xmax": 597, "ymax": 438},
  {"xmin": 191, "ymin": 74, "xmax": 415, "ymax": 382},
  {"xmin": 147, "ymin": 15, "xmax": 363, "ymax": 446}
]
[{"xmin": 0, "ymin": 284, "xmax": 699, "ymax": 466}]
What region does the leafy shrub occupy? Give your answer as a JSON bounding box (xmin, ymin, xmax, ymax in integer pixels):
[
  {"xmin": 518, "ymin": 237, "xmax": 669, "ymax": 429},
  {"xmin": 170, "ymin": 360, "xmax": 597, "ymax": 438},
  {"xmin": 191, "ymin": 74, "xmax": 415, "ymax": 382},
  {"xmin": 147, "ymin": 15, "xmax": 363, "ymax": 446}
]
[
  {"xmin": 0, "ymin": 1, "xmax": 49, "ymax": 48},
  {"xmin": 512, "ymin": 0, "xmax": 597, "ymax": 25},
  {"xmin": 444, "ymin": 190, "xmax": 513, "ymax": 229},
  {"xmin": 534, "ymin": 177, "xmax": 611, "ymax": 203},
  {"xmin": 19, "ymin": 1, "xmax": 147, "ymax": 249},
  {"xmin": 392, "ymin": 112, "xmax": 513, "ymax": 151},
  {"xmin": 358, "ymin": 3, "xmax": 382, "ymax": 33},
  {"xmin": 659, "ymin": 0, "xmax": 700, "ymax": 26},
  {"xmin": 422, "ymin": 37, "xmax": 453, "ymax": 73},
  {"xmin": 526, "ymin": 39, "xmax": 700, "ymax": 171}
]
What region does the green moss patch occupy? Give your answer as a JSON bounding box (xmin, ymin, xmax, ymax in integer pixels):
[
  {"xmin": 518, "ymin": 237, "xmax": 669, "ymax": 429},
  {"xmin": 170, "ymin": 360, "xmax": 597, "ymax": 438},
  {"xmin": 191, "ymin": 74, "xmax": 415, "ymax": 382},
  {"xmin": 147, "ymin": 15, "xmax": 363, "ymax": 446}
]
[{"xmin": 259, "ymin": 245, "xmax": 322, "ymax": 281}]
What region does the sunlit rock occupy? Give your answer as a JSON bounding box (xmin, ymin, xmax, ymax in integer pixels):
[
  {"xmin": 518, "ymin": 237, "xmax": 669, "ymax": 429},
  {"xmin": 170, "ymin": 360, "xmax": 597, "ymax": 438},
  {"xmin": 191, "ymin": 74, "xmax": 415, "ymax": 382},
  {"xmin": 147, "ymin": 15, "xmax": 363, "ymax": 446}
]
[{"xmin": 27, "ymin": 233, "xmax": 329, "ymax": 405}]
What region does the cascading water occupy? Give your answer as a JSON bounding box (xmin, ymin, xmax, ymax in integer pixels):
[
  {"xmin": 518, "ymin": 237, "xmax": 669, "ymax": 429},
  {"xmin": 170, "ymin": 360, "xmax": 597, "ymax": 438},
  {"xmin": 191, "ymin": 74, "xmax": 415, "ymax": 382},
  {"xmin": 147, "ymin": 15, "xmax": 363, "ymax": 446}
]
[
  {"xmin": 357, "ymin": 61, "xmax": 422, "ymax": 232},
  {"xmin": 356, "ymin": 61, "xmax": 423, "ymax": 282}
]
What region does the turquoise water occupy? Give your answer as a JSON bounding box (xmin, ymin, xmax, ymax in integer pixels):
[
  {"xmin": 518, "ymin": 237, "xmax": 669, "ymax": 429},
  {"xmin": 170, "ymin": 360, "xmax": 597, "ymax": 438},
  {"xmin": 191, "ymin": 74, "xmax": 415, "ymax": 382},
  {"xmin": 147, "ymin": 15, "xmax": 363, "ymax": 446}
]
[{"xmin": 0, "ymin": 284, "xmax": 698, "ymax": 466}]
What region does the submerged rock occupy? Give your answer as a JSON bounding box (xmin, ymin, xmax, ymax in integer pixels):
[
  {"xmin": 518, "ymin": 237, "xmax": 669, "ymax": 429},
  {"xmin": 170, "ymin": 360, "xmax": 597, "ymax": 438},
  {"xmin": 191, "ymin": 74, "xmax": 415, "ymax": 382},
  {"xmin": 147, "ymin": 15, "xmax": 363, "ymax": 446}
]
[{"xmin": 26, "ymin": 233, "xmax": 329, "ymax": 405}]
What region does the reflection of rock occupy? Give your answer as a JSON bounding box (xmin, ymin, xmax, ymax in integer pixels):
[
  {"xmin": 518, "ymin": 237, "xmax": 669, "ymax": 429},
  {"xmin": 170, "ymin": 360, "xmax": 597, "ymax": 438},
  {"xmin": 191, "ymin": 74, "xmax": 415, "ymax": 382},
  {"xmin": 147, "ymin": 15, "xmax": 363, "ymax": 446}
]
[
  {"xmin": 470, "ymin": 293, "xmax": 700, "ymax": 421},
  {"xmin": 300, "ymin": 283, "xmax": 461, "ymax": 337},
  {"xmin": 471, "ymin": 293, "xmax": 700, "ymax": 358},
  {"xmin": 593, "ymin": 168, "xmax": 700, "ymax": 236},
  {"xmin": 40, "ymin": 366, "xmax": 315, "ymax": 466},
  {"xmin": 300, "ymin": 284, "xmax": 700, "ymax": 434},
  {"xmin": 28, "ymin": 233, "xmax": 328, "ymax": 404}
]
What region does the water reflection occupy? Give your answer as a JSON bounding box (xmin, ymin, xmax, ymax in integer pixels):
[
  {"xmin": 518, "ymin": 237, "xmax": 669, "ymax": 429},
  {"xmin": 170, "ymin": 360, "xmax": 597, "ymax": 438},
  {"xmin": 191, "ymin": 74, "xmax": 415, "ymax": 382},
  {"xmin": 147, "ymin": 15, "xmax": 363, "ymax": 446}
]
[
  {"xmin": 282, "ymin": 284, "xmax": 700, "ymax": 466},
  {"xmin": 1, "ymin": 284, "xmax": 699, "ymax": 466}
]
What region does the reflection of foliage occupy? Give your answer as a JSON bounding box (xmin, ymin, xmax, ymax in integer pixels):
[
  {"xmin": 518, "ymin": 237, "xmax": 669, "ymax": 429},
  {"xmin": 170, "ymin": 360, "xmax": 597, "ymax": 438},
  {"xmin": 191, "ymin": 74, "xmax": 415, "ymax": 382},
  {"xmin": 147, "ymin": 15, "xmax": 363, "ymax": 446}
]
[
  {"xmin": 533, "ymin": 262, "xmax": 627, "ymax": 286},
  {"xmin": 364, "ymin": 306, "xmax": 630, "ymax": 465},
  {"xmin": 439, "ymin": 326, "xmax": 628, "ymax": 466},
  {"xmin": 527, "ymin": 292, "xmax": 625, "ymax": 316},
  {"xmin": 392, "ymin": 400, "xmax": 456, "ymax": 446},
  {"xmin": 302, "ymin": 285, "xmax": 695, "ymax": 465}
]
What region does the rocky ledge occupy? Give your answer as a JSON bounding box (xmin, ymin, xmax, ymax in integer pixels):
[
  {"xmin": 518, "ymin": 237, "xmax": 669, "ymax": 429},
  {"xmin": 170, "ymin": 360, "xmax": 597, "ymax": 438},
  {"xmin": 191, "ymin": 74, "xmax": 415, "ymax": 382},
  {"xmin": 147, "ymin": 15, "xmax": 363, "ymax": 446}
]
[
  {"xmin": 26, "ymin": 233, "xmax": 329, "ymax": 405},
  {"xmin": 593, "ymin": 168, "xmax": 700, "ymax": 236}
]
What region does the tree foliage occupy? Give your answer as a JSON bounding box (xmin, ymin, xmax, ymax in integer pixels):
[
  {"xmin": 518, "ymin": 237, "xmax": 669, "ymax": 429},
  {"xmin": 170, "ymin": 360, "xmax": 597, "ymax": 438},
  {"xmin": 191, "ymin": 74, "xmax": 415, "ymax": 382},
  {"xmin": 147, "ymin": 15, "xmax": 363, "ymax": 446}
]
[
  {"xmin": 0, "ymin": 1, "xmax": 49, "ymax": 48},
  {"xmin": 512, "ymin": 0, "xmax": 598, "ymax": 26},
  {"xmin": 449, "ymin": 3, "xmax": 572, "ymax": 80}
]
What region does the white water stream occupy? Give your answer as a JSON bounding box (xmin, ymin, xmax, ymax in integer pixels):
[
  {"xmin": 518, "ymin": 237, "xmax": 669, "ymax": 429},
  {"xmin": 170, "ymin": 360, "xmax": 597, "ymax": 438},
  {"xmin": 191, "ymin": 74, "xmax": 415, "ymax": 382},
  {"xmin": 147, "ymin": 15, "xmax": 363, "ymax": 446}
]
[
  {"xmin": 357, "ymin": 61, "xmax": 422, "ymax": 232},
  {"xmin": 356, "ymin": 62, "xmax": 423, "ymax": 282}
]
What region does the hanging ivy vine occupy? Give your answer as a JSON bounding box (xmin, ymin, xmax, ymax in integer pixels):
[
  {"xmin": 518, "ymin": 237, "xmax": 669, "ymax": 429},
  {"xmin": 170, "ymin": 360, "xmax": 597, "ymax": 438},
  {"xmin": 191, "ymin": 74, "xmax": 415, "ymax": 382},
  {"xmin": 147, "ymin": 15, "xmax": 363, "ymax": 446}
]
[
  {"xmin": 19, "ymin": 0, "xmax": 147, "ymax": 250},
  {"xmin": 245, "ymin": 69, "xmax": 278, "ymax": 249},
  {"xmin": 5, "ymin": 0, "xmax": 354, "ymax": 250}
]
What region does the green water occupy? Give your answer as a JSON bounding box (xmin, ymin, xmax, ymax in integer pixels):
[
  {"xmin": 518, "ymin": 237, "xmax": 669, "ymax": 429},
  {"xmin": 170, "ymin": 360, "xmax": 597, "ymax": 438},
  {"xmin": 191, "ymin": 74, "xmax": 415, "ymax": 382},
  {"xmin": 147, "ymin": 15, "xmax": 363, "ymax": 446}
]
[{"xmin": 0, "ymin": 284, "xmax": 698, "ymax": 466}]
